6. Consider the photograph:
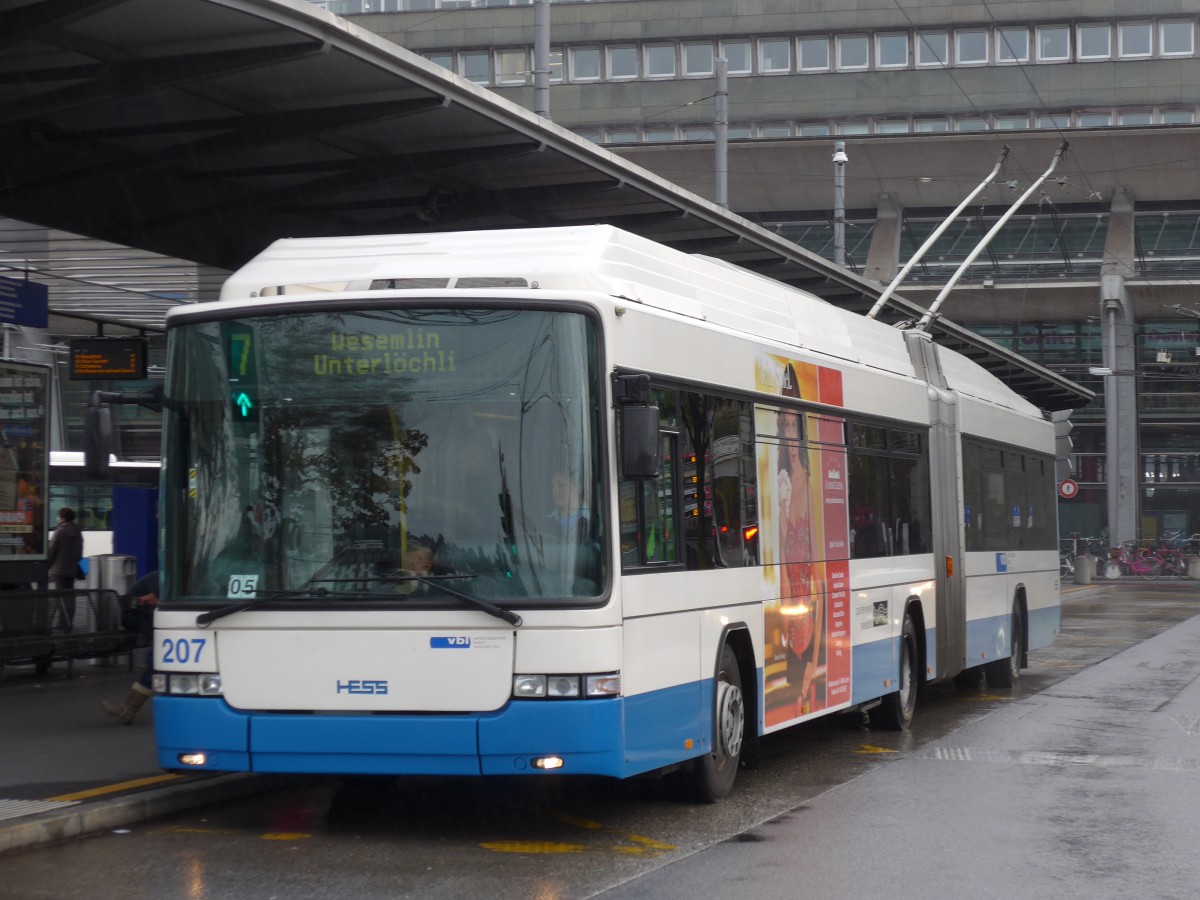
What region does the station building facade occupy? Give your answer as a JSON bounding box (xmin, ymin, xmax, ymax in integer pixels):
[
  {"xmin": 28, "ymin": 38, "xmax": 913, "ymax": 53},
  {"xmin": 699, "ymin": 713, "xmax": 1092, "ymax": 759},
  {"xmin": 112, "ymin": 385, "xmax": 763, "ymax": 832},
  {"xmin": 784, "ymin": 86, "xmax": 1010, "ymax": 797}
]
[{"xmin": 322, "ymin": 0, "xmax": 1200, "ymax": 547}]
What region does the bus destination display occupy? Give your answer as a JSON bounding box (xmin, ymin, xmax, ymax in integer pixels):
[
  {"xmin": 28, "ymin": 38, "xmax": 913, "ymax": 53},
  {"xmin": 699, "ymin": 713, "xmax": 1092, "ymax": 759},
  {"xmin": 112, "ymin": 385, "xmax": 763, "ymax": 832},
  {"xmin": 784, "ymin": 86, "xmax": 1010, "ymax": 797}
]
[{"xmin": 69, "ymin": 338, "xmax": 148, "ymax": 380}]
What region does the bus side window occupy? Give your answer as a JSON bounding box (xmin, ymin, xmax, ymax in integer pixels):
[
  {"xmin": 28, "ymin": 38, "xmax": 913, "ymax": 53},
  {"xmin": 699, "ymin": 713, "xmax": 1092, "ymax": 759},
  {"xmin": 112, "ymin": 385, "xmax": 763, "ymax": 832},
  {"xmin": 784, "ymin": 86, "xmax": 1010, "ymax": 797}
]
[
  {"xmin": 641, "ymin": 434, "xmax": 677, "ymax": 564},
  {"xmin": 619, "ymin": 433, "xmax": 678, "ymax": 568}
]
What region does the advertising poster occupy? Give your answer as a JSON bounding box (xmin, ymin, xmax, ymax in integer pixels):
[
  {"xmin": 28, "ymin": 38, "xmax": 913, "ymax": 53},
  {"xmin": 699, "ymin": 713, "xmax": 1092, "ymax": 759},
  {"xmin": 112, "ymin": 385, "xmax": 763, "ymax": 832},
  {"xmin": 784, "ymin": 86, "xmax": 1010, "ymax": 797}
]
[
  {"xmin": 0, "ymin": 361, "xmax": 49, "ymax": 561},
  {"xmin": 755, "ymin": 353, "xmax": 852, "ymax": 729}
]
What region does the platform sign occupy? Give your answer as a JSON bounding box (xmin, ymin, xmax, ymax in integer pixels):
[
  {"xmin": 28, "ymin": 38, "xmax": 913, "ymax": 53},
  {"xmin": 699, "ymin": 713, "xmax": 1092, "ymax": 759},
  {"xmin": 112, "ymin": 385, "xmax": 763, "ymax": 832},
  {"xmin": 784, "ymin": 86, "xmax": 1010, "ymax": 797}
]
[
  {"xmin": 68, "ymin": 338, "xmax": 148, "ymax": 380},
  {"xmin": 0, "ymin": 276, "xmax": 48, "ymax": 327},
  {"xmin": 1058, "ymin": 479, "xmax": 1079, "ymax": 499},
  {"xmin": 0, "ymin": 360, "xmax": 49, "ymax": 561}
]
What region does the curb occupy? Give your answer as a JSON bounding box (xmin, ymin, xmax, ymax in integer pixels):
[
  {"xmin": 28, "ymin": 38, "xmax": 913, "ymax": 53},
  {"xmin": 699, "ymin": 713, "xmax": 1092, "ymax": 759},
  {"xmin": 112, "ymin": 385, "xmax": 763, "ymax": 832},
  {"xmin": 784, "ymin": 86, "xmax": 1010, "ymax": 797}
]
[{"xmin": 0, "ymin": 772, "xmax": 287, "ymax": 858}]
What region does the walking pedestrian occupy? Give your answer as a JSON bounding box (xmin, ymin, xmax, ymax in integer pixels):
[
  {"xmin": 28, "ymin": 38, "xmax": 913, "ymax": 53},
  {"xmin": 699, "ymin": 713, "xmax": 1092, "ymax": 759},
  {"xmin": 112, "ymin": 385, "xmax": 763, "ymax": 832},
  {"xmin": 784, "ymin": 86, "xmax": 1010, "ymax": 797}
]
[{"xmin": 101, "ymin": 569, "xmax": 158, "ymax": 725}]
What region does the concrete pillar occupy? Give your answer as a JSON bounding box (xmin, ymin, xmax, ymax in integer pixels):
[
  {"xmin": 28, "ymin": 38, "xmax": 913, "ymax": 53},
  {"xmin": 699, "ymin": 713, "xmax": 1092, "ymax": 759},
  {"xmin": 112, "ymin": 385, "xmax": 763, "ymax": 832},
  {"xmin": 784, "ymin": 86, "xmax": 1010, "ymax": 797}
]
[
  {"xmin": 1100, "ymin": 188, "xmax": 1139, "ymax": 549},
  {"xmin": 864, "ymin": 193, "xmax": 903, "ymax": 284}
]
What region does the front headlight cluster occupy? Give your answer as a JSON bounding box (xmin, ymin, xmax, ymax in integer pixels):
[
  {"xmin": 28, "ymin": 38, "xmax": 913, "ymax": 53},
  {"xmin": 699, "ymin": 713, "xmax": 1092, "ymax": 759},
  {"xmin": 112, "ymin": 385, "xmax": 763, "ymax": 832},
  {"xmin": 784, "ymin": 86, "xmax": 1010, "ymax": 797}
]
[
  {"xmin": 153, "ymin": 673, "xmax": 223, "ymax": 696},
  {"xmin": 512, "ymin": 672, "xmax": 620, "ymax": 699}
]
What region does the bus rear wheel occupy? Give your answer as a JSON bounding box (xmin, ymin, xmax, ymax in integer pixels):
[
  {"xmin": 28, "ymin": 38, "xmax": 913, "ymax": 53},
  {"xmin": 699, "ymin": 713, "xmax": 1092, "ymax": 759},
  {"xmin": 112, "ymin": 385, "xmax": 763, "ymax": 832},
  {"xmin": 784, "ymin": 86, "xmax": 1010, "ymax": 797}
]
[
  {"xmin": 875, "ymin": 612, "xmax": 918, "ymax": 731},
  {"xmin": 672, "ymin": 644, "xmax": 745, "ymax": 803},
  {"xmin": 984, "ymin": 605, "xmax": 1022, "ymax": 689}
]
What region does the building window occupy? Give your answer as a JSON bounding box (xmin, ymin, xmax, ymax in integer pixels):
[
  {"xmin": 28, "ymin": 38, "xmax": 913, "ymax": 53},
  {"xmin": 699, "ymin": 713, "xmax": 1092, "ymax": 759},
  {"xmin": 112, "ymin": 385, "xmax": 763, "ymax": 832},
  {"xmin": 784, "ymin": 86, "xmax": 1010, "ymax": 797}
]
[
  {"xmin": 426, "ymin": 52, "xmax": 454, "ymax": 71},
  {"xmin": 460, "ymin": 51, "xmax": 490, "ymax": 83},
  {"xmin": 996, "ymin": 114, "xmax": 1030, "ymax": 130},
  {"xmin": 1037, "ymin": 114, "xmax": 1070, "ymax": 129},
  {"xmin": 956, "ymin": 118, "xmax": 989, "ymax": 131},
  {"xmin": 1118, "ymin": 22, "xmax": 1152, "ymax": 58},
  {"xmin": 684, "ymin": 126, "xmax": 714, "ymax": 140},
  {"xmin": 721, "ymin": 40, "xmax": 752, "ymax": 74},
  {"xmin": 838, "ymin": 122, "xmax": 870, "ymax": 135},
  {"xmin": 1037, "ymin": 26, "xmax": 1071, "ymax": 61},
  {"xmin": 495, "ymin": 49, "xmax": 528, "ymax": 84},
  {"xmin": 570, "ymin": 47, "xmax": 601, "ymax": 81},
  {"xmin": 877, "ymin": 33, "xmax": 908, "ymax": 68},
  {"xmin": 549, "ymin": 50, "xmax": 563, "ymax": 82},
  {"xmin": 727, "ymin": 126, "xmax": 752, "ymax": 139},
  {"xmin": 836, "ymin": 34, "xmax": 869, "ymax": 70},
  {"xmin": 1077, "ymin": 112, "xmax": 1112, "ymax": 127},
  {"xmin": 876, "ymin": 120, "xmax": 910, "ymax": 134},
  {"xmin": 916, "ymin": 31, "xmax": 948, "ymax": 66},
  {"xmin": 608, "ymin": 46, "xmax": 638, "ymax": 79},
  {"xmin": 644, "ymin": 127, "xmax": 676, "ymax": 142},
  {"xmin": 1161, "ymin": 110, "xmax": 1196, "ymax": 124},
  {"xmin": 915, "ymin": 119, "xmax": 949, "ymax": 133},
  {"xmin": 759, "ymin": 123, "xmax": 792, "ymax": 138},
  {"xmin": 1160, "ymin": 21, "xmax": 1195, "ymax": 56},
  {"xmin": 996, "ymin": 27, "xmax": 1029, "ymax": 62},
  {"xmin": 798, "ymin": 123, "xmax": 832, "ymax": 136},
  {"xmin": 797, "ymin": 36, "xmax": 830, "ymax": 70},
  {"xmin": 1119, "ymin": 111, "xmax": 1153, "ymax": 126},
  {"xmin": 1077, "ymin": 24, "xmax": 1111, "ymax": 60},
  {"xmin": 605, "ymin": 129, "xmax": 638, "ymax": 144},
  {"xmin": 760, "ymin": 38, "xmax": 791, "ymax": 73},
  {"xmin": 956, "ymin": 30, "xmax": 988, "ymax": 65},
  {"xmin": 684, "ymin": 43, "xmax": 714, "ymax": 76},
  {"xmin": 646, "ymin": 44, "xmax": 676, "ymax": 78}
]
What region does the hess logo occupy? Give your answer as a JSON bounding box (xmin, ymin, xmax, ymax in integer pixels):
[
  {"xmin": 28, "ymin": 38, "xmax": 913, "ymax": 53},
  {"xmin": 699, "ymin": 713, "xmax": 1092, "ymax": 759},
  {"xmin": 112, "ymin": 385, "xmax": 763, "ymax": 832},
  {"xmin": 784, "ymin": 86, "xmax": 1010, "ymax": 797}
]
[{"xmin": 336, "ymin": 680, "xmax": 388, "ymax": 695}]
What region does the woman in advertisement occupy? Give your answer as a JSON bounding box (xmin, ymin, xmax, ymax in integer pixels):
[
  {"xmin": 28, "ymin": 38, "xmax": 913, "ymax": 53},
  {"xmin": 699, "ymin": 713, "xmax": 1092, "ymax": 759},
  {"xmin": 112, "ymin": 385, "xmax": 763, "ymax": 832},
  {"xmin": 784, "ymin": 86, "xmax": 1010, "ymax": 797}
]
[{"xmin": 777, "ymin": 365, "xmax": 825, "ymax": 715}]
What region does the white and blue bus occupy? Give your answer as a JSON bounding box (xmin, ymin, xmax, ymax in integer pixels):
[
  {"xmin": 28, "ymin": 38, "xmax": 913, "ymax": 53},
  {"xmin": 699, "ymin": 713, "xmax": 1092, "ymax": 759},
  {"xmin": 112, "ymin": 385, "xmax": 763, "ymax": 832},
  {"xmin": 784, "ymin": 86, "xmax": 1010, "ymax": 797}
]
[{"xmin": 143, "ymin": 226, "xmax": 1061, "ymax": 800}]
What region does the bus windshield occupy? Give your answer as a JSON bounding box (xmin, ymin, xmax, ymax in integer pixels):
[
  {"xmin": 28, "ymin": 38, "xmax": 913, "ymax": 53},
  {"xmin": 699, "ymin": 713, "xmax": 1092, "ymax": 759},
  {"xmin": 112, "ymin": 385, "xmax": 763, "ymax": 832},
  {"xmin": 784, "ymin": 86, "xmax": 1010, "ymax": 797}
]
[{"xmin": 162, "ymin": 306, "xmax": 605, "ymax": 606}]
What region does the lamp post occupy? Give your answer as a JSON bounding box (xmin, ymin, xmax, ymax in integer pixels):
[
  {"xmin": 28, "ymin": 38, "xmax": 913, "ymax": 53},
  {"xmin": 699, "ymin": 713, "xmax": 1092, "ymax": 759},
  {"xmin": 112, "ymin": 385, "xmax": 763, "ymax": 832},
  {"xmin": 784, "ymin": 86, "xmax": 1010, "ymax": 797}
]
[{"xmin": 832, "ymin": 141, "xmax": 847, "ymax": 267}]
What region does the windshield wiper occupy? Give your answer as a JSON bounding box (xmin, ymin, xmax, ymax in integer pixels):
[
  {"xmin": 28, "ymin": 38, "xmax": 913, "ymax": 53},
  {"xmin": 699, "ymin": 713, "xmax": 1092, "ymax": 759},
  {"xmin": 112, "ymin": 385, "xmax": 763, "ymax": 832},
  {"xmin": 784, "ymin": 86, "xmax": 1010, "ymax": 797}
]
[
  {"xmin": 195, "ymin": 587, "xmax": 331, "ymax": 626},
  {"xmin": 351, "ymin": 574, "xmax": 523, "ymax": 627}
]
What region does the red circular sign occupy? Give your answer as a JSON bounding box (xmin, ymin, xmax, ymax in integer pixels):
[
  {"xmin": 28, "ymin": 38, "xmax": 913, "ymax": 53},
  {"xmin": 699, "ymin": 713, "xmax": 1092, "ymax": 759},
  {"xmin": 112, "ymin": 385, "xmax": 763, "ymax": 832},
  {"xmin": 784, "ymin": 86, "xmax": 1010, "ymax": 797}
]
[{"xmin": 1058, "ymin": 479, "xmax": 1079, "ymax": 499}]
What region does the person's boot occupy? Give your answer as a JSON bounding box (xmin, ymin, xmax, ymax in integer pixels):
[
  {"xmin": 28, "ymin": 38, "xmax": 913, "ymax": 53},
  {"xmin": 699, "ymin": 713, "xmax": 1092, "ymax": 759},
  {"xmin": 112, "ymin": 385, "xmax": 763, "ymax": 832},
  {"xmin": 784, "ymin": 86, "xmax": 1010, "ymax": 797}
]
[{"xmin": 101, "ymin": 683, "xmax": 153, "ymax": 725}]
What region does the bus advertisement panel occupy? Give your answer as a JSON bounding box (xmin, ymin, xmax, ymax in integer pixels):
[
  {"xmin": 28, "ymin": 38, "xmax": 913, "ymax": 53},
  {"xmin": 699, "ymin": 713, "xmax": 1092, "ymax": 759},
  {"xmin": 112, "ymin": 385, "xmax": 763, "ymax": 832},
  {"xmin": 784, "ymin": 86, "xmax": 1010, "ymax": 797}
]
[{"xmin": 755, "ymin": 353, "xmax": 851, "ymax": 729}]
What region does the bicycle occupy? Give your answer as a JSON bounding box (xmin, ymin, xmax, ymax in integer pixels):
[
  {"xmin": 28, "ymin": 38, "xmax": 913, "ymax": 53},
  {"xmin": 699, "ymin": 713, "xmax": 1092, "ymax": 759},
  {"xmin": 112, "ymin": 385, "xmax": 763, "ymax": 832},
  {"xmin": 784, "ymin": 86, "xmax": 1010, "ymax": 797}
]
[{"xmin": 1103, "ymin": 543, "xmax": 1162, "ymax": 580}]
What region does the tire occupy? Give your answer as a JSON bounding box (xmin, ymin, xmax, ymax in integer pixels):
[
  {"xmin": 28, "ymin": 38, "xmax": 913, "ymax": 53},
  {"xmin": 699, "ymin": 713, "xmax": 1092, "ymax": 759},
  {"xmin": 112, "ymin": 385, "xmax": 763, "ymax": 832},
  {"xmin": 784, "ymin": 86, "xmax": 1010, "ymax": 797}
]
[
  {"xmin": 1137, "ymin": 558, "xmax": 1162, "ymax": 581},
  {"xmin": 984, "ymin": 606, "xmax": 1022, "ymax": 689},
  {"xmin": 1059, "ymin": 554, "xmax": 1073, "ymax": 578},
  {"xmin": 875, "ymin": 612, "xmax": 918, "ymax": 731},
  {"xmin": 673, "ymin": 644, "xmax": 745, "ymax": 803}
]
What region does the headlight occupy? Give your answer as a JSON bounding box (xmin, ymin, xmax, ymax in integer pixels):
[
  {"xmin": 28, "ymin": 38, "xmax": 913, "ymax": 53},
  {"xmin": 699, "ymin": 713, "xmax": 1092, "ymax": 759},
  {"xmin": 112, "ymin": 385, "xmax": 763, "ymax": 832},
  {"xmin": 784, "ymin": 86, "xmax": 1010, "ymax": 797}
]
[
  {"xmin": 512, "ymin": 672, "xmax": 620, "ymax": 699},
  {"xmin": 153, "ymin": 673, "xmax": 223, "ymax": 696}
]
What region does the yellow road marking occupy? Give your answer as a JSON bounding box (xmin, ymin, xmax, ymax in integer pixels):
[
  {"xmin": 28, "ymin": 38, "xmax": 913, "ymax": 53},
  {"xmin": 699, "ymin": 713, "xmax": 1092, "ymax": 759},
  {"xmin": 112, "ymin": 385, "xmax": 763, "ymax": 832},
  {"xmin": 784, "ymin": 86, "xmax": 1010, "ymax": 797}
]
[
  {"xmin": 261, "ymin": 832, "xmax": 311, "ymax": 841},
  {"xmin": 958, "ymin": 693, "xmax": 1012, "ymax": 702},
  {"xmin": 156, "ymin": 826, "xmax": 238, "ymax": 836},
  {"xmin": 484, "ymin": 806, "xmax": 678, "ymax": 857},
  {"xmin": 855, "ymin": 744, "xmax": 898, "ymax": 755},
  {"xmin": 481, "ymin": 841, "xmax": 588, "ymax": 854},
  {"xmin": 47, "ymin": 773, "xmax": 183, "ymax": 802}
]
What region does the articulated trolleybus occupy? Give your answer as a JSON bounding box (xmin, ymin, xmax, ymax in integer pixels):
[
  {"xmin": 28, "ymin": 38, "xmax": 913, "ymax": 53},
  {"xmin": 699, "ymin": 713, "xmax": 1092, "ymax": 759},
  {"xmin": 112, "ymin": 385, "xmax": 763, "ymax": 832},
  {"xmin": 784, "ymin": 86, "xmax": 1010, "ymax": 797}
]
[{"xmin": 149, "ymin": 226, "xmax": 1059, "ymax": 800}]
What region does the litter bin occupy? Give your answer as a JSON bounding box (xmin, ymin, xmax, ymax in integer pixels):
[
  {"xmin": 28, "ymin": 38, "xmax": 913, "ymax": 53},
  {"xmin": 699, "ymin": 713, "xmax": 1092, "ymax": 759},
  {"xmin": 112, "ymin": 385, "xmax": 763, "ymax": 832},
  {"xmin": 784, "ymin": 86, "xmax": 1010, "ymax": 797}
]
[
  {"xmin": 1072, "ymin": 556, "xmax": 1093, "ymax": 585},
  {"xmin": 84, "ymin": 554, "xmax": 138, "ymax": 665}
]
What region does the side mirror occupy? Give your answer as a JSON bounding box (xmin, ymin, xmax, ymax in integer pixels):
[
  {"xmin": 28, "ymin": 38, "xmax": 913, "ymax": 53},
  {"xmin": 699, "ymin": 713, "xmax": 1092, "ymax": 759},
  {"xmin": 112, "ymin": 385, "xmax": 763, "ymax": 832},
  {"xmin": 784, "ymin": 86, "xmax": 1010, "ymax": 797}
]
[
  {"xmin": 620, "ymin": 405, "xmax": 660, "ymax": 478},
  {"xmin": 83, "ymin": 405, "xmax": 113, "ymax": 479}
]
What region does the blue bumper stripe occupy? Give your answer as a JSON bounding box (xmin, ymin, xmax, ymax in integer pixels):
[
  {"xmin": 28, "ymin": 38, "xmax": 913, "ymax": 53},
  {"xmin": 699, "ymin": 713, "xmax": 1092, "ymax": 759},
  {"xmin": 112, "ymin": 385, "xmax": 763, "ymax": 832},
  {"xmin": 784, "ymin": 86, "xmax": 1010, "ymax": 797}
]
[{"xmin": 155, "ymin": 687, "xmax": 700, "ymax": 779}]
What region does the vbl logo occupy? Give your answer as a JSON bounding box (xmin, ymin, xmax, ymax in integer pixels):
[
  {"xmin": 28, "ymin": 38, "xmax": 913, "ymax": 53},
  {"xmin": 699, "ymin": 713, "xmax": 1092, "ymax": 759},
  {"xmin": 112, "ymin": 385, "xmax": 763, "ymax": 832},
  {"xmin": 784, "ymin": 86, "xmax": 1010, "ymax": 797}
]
[
  {"xmin": 430, "ymin": 636, "xmax": 471, "ymax": 648},
  {"xmin": 336, "ymin": 680, "xmax": 389, "ymax": 695}
]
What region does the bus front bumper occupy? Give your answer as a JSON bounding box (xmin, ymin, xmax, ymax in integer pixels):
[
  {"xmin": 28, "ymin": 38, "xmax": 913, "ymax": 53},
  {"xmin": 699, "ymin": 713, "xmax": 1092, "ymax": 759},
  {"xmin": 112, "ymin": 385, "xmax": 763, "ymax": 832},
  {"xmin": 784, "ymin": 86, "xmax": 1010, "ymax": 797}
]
[{"xmin": 153, "ymin": 695, "xmax": 629, "ymax": 778}]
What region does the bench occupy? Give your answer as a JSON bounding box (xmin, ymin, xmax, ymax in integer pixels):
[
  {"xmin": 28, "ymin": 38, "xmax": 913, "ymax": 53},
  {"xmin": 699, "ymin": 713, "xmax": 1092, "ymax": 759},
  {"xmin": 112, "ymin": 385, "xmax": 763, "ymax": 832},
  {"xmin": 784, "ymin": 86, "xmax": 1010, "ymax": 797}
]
[{"xmin": 0, "ymin": 589, "xmax": 138, "ymax": 683}]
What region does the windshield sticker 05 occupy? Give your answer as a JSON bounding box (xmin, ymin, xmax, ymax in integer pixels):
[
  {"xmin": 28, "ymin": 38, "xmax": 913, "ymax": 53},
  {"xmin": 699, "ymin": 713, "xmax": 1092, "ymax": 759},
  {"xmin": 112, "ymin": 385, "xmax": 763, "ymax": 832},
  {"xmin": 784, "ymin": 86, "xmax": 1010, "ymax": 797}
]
[{"xmin": 315, "ymin": 330, "xmax": 456, "ymax": 376}]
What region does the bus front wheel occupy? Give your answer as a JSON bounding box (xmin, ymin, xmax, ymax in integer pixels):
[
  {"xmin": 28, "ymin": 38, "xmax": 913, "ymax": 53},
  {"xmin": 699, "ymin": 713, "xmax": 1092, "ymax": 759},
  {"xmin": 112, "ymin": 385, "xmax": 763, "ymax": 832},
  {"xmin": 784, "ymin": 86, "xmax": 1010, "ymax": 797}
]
[
  {"xmin": 672, "ymin": 644, "xmax": 745, "ymax": 803},
  {"xmin": 875, "ymin": 612, "xmax": 918, "ymax": 731}
]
